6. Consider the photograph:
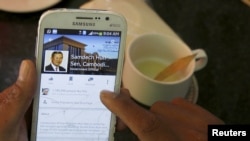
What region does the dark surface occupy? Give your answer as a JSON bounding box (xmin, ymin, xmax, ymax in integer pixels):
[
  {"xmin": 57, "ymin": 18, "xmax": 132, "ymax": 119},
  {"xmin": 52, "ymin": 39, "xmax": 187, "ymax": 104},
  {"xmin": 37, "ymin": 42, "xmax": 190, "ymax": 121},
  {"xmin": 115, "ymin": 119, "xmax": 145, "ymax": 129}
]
[
  {"xmin": 152, "ymin": 0, "xmax": 250, "ymax": 124},
  {"xmin": 0, "ymin": 0, "xmax": 250, "ymax": 140}
]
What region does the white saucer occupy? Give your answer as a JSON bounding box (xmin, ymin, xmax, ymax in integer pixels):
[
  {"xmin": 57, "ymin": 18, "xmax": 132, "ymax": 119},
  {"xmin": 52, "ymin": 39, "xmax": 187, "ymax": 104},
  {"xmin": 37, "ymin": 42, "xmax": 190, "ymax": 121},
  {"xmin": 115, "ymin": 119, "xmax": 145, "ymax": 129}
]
[
  {"xmin": 185, "ymin": 76, "xmax": 199, "ymax": 103},
  {"xmin": 0, "ymin": 0, "xmax": 61, "ymax": 13}
]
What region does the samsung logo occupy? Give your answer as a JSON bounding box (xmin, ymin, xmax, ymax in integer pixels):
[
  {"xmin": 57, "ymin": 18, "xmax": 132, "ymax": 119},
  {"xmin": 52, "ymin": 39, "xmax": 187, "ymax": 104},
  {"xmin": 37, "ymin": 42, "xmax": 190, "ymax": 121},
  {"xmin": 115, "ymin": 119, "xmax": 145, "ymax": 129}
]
[{"xmin": 72, "ymin": 22, "xmax": 95, "ymax": 26}]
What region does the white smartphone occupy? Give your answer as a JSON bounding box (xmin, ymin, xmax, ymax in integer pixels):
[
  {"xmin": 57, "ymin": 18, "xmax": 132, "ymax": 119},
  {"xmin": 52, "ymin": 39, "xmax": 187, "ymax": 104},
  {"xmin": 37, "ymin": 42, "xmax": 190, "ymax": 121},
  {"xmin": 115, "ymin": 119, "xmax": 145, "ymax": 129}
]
[{"xmin": 31, "ymin": 9, "xmax": 127, "ymax": 141}]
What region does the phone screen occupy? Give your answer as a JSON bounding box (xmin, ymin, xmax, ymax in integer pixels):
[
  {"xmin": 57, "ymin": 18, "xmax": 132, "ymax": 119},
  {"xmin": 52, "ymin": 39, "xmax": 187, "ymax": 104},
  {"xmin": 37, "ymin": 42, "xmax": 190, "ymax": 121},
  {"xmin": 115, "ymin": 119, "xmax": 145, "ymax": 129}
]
[{"xmin": 34, "ymin": 28, "xmax": 122, "ymax": 141}]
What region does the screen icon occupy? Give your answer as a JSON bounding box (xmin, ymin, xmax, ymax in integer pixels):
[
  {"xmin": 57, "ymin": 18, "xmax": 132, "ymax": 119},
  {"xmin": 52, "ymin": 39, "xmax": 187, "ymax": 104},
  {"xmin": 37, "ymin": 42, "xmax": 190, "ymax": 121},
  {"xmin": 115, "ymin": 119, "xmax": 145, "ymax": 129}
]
[
  {"xmin": 88, "ymin": 31, "xmax": 93, "ymax": 35},
  {"xmin": 46, "ymin": 29, "xmax": 51, "ymax": 34},
  {"xmin": 52, "ymin": 29, "xmax": 57, "ymax": 34},
  {"xmin": 88, "ymin": 77, "xmax": 94, "ymax": 81},
  {"xmin": 82, "ymin": 30, "xmax": 87, "ymax": 35},
  {"xmin": 69, "ymin": 76, "xmax": 73, "ymax": 81}
]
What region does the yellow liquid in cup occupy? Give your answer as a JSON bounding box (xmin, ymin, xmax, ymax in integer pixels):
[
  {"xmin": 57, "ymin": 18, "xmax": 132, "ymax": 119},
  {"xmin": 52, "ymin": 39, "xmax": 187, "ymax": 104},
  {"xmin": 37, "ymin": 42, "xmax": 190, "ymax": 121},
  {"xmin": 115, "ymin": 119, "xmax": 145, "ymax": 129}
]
[{"xmin": 134, "ymin": 59, "xmax": 185, "ymax": 82}]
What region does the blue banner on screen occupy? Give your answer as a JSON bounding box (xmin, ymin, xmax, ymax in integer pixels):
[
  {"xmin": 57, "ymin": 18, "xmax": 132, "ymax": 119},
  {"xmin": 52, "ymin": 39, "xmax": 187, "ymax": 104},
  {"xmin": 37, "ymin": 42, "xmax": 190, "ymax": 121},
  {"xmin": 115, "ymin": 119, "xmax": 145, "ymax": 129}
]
[{"xmin": 41, "ymin": 28, "xmax": 121, "ymax": 75}]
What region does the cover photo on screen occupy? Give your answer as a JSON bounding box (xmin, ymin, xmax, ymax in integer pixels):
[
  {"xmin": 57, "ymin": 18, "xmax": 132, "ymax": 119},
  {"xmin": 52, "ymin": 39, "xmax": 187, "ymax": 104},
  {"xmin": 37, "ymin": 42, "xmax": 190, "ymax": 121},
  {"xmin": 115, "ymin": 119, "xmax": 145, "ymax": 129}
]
[{"xmin": 41, "ymin": 30, "xmax": 121, "ymax": 75}]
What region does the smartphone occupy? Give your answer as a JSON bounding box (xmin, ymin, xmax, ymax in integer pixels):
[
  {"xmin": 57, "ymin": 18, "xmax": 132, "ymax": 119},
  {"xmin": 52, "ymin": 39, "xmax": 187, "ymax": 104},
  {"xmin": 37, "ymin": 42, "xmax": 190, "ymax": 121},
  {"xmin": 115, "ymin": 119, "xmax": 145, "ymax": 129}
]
[{"xmin": 31, "ymin": 9, "xmax": 127, "ymax": 141}]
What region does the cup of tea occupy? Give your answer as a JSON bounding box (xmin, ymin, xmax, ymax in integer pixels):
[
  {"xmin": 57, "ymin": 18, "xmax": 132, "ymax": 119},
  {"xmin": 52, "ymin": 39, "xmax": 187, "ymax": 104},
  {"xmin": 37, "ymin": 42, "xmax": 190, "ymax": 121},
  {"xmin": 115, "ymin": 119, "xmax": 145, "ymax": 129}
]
[{"xmin": 122, "ymin": 33, "xmax": 208, "ymax": 106}]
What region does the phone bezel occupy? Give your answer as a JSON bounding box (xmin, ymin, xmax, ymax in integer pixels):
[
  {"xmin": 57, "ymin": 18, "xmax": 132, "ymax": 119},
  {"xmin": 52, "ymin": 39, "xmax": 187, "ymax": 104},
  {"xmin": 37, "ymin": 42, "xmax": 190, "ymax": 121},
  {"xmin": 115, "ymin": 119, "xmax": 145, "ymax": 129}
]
[{"xmin": 31, "ymin": 9, "xmax": 127, "ymax": 141}]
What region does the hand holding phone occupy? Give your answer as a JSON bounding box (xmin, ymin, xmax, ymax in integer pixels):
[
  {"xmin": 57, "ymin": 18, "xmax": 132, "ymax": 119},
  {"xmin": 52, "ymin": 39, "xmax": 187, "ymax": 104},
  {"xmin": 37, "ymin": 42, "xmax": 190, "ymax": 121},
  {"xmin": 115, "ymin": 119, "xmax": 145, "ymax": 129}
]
[{"xmin": 31, "ymin": 9, "xmax": 127, "ymax": 141}]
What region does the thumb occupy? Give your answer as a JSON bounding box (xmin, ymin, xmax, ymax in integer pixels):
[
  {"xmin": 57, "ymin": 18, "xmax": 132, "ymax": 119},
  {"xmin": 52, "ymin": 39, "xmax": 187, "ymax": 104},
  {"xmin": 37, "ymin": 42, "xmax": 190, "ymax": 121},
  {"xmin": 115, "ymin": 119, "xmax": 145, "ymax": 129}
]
[
  {"xmin": 0, "ymin": 60, "xmax": 37, "ymax": 128},
  {"xmin": 100, "ymin": 89, "xmax": 160, "ymax": 138}
]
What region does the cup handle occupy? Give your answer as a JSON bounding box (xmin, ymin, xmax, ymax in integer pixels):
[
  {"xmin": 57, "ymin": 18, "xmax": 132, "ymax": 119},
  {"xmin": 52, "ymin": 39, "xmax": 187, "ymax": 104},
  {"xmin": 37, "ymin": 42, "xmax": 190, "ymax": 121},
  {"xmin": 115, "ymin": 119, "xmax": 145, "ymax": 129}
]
[{"xmin": 192, "ymin": 49, "xmax": 208, "ymax": 71}]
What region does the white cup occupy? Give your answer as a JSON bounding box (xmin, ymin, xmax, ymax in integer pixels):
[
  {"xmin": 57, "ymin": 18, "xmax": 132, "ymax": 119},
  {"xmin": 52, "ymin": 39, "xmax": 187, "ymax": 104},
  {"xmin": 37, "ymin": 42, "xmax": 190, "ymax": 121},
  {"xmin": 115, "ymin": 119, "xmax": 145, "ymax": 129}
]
[{"xmin": 122, "ymin": 33, "xmax": 208, "ymax": 106}]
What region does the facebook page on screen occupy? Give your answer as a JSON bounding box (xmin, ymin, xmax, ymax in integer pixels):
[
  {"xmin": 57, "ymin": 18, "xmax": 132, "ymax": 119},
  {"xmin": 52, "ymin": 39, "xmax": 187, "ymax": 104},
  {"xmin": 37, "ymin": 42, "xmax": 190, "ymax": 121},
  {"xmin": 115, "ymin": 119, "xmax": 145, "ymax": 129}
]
[{"xmin": 35, "ymin": 28, "xmax": 122, "ymax": 141}]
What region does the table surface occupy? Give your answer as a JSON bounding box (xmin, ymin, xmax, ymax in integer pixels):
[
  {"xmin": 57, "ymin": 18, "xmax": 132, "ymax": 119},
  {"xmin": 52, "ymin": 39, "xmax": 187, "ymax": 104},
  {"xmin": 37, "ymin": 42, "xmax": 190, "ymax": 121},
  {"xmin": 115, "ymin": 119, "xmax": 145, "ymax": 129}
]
[{"xmin": 1, "ymin": 0, "xmax": 250, "ymax": 140}]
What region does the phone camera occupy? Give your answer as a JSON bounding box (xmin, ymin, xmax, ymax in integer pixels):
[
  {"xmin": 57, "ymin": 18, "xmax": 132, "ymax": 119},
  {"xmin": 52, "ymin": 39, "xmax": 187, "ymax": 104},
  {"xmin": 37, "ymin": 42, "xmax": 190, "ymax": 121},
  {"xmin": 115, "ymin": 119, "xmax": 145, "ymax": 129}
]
[{"xmin": 105, "ymin": 17, "xmax": 110, "ymax": 21}]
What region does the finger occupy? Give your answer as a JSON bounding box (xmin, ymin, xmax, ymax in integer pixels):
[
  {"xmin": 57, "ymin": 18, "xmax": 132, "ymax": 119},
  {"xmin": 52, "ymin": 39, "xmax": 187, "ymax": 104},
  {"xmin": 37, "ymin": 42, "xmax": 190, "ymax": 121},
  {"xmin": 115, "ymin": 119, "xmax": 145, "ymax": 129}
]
[
  {"xmin": 100, "ymin": 89, "xmax": 161, "ymax": 137},
  {"xmin": 150, "ymin": 99, "xmax": 223, "ymax": 133},
  {"xmin": 116, "ymin": 117, "xmax": 127, "ymax": 131},
  {"xmin": 18, "ymin": 119, "xmax": 29, "ymax": 141},
  {"xmin": 171, "ymin": 125, "xmax": 207, "ymax": 141},
  {"xmin": 151, "ymin": 101, "xmax": 207, "ymax": 133},
  {"xmin": 171, "ymin": 97, "xmax": 224, "ymax": 124},
  {"xmin": 0, "ymin": 60, "xmax": 37, "ymax": 124},
  {"xmin": 15, "ymin": 60, "xmax": 37, "ymax": 112}
]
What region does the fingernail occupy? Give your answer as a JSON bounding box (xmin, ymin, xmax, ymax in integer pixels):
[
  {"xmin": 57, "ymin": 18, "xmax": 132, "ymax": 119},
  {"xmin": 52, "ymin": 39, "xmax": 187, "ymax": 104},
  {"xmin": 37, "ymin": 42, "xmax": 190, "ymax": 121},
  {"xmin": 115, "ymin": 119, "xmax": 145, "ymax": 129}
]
[
  {"xmin": 100, "ymin": 90, "xmax": 115, "ymax": 101},
  {"xmin": 18, "ymin": 60, "xmax": 31, "ymax": 82}
]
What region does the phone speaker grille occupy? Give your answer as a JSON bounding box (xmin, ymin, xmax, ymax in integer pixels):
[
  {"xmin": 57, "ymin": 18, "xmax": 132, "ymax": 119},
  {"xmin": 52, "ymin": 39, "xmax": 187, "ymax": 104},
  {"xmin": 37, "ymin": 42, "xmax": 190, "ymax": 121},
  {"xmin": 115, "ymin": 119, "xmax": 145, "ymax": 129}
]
[{"xmin": 76, "ymin": 17, "xmax": 93, "ymax": 20}]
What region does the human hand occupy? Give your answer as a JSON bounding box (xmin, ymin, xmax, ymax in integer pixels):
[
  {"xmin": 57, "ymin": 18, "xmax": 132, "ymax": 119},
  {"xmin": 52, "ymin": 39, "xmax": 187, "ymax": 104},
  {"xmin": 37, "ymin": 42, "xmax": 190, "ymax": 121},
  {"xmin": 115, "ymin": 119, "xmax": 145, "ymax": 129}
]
[
  {"xmin": 100, "ymin": 88, "xmax": 224, "ymax": 141},
  {"xmin": 0, "ymin": 60, "xmax": 37, "ymax": 141}
]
